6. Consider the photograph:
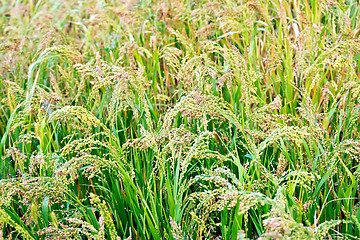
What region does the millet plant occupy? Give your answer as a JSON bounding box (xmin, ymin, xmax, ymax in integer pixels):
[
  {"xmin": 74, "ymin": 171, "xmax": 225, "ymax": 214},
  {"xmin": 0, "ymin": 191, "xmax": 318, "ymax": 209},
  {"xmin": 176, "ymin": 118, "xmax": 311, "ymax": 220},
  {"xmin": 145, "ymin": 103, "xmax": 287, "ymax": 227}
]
[{"xmin": 1, "ymin": 0, "xmax": 360, "ymax": 239}]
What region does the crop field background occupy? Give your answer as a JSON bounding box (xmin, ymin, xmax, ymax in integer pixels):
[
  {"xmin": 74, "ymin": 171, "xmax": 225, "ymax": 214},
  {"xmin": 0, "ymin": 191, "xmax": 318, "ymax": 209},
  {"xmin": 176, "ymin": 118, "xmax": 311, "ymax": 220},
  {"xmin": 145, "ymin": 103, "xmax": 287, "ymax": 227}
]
[{"xmin": 1, "ymin": 0, "xmax": 360, "ymax": 239}]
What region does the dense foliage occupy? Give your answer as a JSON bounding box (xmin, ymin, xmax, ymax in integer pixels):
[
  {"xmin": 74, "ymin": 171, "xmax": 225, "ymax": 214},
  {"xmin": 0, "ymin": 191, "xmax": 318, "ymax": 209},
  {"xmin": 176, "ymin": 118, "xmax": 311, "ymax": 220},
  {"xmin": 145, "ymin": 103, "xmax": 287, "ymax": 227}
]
[{"xmin": 1, "ymin": 0, "xmax": 360, "ymax": 239}]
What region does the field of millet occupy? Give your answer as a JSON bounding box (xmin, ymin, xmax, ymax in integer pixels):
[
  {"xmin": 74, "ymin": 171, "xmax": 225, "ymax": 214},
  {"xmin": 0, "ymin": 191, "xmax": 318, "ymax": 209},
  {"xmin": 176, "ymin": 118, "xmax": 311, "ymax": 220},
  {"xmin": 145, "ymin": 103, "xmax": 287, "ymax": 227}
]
[{"xmin": 1, "ymin": 0, "xmax": 360, "ymax": 239}]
